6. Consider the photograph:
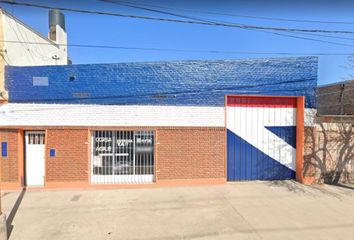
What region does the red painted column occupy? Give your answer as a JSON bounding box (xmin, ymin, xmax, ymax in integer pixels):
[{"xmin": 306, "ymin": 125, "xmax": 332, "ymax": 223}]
[{"xmin": 296, "ymin": 97, "xmax": 305, "ymax": 183}]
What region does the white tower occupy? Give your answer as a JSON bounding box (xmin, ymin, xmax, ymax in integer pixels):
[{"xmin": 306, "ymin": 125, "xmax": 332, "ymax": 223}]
[{"xmin": 48, "ymin": 9, "xmax": 68, "ymax": 63}]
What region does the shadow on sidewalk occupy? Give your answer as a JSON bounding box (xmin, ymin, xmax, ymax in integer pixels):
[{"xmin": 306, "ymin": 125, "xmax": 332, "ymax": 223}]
[
  {"xmin": 7, "ymin": 188, "xmax": 26, "ymax": 238},
  {"xmin": 330, "ymin": 183, "xmax": 354, "ymax": 191}
]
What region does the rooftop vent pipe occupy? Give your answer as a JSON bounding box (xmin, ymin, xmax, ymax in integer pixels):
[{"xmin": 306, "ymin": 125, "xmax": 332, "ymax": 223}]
[{"xmin": 49, "ymin": 9, "xmax": 65, "ymax": 31}]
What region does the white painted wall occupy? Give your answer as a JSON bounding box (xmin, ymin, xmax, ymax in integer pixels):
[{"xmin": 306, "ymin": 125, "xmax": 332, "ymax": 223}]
[
  {"xmin": 0, "ymin": 104, "xmax": 226, "ymax": 127},
  {"xmin": 0, "ymin": 103, "xmax": 316, "ymax": 127},
  {"xmin": 51, "ymin": 24, "xmax": 67, "ymax": 47},
  {"xmin": 1, "ymin": 10, "xmax": 67, "ymax": 66}
]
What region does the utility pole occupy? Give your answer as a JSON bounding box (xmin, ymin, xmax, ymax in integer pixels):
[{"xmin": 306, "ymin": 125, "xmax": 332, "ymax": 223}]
[{"xmin": 340, "ymin": 83, "xmax": 345, "ymax": 115}]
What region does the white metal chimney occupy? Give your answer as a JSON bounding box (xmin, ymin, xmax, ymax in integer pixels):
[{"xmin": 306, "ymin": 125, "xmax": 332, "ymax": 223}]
[
  {"xmin": 48, "ymin": 9, "xmax": 68, "ymax": 64},
  {"xmin": 48, "ymin": 9, "xmax": 67, "ymax": 47}
]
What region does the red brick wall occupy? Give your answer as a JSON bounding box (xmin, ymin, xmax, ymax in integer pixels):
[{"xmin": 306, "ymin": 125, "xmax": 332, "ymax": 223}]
[
  {"xmin": 46, "ymin": 129, "xmax": 89, "ymax": 182},
  {"xmin": 317, "ymin": 80, "xmax": 354, "ymax": 115},
  {"xmin": 0, "ymin": 129, "xmax": 19, "ymax": 182},
  {"xmin": 303, "ymin": 123, "xmax": 354, "ymax": 184},
  {"xmin": 303, "ymin": 126, "xmax": 317, "ymax": 180},
  {"xmin": 1, "ymin": 127, "xmax": 226, "ymax": 186},
  {"xmin": 156, "ymin": 127, "xmax": 225, "ymax": 180}
]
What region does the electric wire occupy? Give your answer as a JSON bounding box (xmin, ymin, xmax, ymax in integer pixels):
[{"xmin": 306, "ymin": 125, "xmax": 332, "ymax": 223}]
[
  {"xmin": 1, "ymin": 40, "xmax": 353, "ymax": 55},
  {"xmin": 99, "ymin": 0, "xmax": 354, "ymax": 48},
  {"xmin": 103, "ymin": 0, "xmax": 354, "ymax": 25},
  {"xmin": 2, "ymin": 1, "xmax": 354, "ymax": 50},
  {"xmin": 1, "ymin": 1, "xmax": 354, "ymax": 34},
  {"xmin": 6, "ymin": 77, "xmax": 316, "ymax": 104}
]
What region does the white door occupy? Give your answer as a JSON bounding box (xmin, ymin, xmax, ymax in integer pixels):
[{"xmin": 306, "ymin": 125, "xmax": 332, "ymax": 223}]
[{"xmin": 25, "ymin": 131, "xmax": 45, "ymax": 186}]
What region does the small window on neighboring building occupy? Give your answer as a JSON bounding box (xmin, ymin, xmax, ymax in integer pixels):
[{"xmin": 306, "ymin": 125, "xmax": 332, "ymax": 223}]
[{"xmin": 1, "ymin": 142, "xmax": 7, "ymax": 157}]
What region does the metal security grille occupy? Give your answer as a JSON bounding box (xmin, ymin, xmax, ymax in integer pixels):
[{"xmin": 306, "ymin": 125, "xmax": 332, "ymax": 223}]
[
  {"xmin": 91, "ymin": 130, "xmax": 154, "ymax": 184},
  {"xmin": 27, "ymin": 132, "xmax": 45, "ymax": 145}
]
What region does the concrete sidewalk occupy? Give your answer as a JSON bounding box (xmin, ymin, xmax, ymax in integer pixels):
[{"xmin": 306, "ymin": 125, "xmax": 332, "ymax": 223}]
[{"xmin": 2, "ymin": 181, "xmax": 354, "ymax": 240}]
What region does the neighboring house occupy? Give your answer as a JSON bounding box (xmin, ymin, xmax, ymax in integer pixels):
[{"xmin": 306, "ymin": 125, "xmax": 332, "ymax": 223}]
[
  {"xmin": 317, "ymin": 79, "xmax": 354, "ymax": 115},
  {"xmin": 0, "ymin": 56, "xmax": 318, "ymax": 189},
  {"xmin": 0, "ymin": 8, "xmax": 68, "ymax": 101}
]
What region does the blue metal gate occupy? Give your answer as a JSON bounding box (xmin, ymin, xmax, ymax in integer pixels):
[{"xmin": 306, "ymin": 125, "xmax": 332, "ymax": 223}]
[{"xmin": 226, "ymin": 95, "xmax": 297, "ymax": 181}]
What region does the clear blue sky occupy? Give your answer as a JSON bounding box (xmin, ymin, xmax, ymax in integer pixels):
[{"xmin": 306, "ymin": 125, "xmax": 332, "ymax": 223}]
[{"xmin": 2, "ymin": 0, "xmax": 354, "ymax": 85}]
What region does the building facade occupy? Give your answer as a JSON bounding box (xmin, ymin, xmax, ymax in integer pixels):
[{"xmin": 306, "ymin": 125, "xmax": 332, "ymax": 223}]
[
  {"xmin": 0, "ymin": 57, "xmax": 317, "ymax": 189},
  {"xmin": 317, "ymin": 79, "xmax": 354, "ymax": 115},
  {"xmin": 0, "ymin": 9, "xmax": 68, "ymax": 101}
]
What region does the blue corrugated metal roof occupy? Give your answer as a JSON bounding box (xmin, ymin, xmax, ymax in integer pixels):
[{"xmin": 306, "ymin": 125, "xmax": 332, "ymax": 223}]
[{"xmin": 5, "ymin": 57, "xmax": 318, "ymax": 108}]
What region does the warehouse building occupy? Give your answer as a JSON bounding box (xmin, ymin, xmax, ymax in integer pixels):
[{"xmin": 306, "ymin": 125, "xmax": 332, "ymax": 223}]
[
  {"xmin": 317, "ymin": 79, "xmax": 354, "ymax": 115},
  {"xmin": 0, "ymin": 57, "xmax": 317, "ymax": 189}
]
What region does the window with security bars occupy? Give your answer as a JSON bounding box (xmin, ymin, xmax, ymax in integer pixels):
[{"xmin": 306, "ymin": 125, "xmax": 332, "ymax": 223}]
[
  {"xmin": 27, "ymin": 132, "xmax": 45, "ymax": 145},
  {"xmin": 92, "ymin": 130, "xmax": 154, "ymax": 184}
]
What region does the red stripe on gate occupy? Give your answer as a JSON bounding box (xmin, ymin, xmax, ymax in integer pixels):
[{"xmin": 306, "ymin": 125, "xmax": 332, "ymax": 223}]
[{"xmin": 226, "ymin": 95, "xmax": 297, "ymax": 108}]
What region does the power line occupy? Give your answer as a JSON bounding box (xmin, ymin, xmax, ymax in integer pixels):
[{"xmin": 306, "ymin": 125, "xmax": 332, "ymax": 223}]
[
  {"xmin": 3, "ymin": 1, "xmax": 354, "ymax": 49},
  {"xmin": 2, "ymin": 86, "xmax": 314, "ymax": 113},
  {"xmin": 9, "ymin": 78, "xmax": 315, "ymax": 104},
  {"xmin": 1, "ymin": 40, "xmax": 353, "ymax": 56},
  {"xmin": 100, "ymin": 0, "xmax": 218, "ymax": 24},
  {"xmin": 2, "ymin": 1, "xmax": 354, "ymax": 54},
  {"xmin": 291, "ymin": 32, "xmax": 354, "ymax": 41},
  {"xmin": 100, "ymin": 0, "xmax": 354, "ymax": 48},
  {"xmin": 247, "ymin": 28, "xmax": 354, "ymax": 48},
  {"xmin": 122, "ymin": 0, "xmax": 354, "ymax": 44},
  {"xmin": 0, "ymin": 89, "xmax": 311, "ymax": 113},
  {"xmin": 105, "ymin": 0, "xmax": 354, "ymax": 25},
  {"xmin": 7, "ymin": 0, "xmax": 352, "ymax": 50},
  {"xmin": 0, "ymin": 77, "xmax": 316, "ymax": 113},
  {"xmin": 1, "ymin": 0, "xmax": 354, "ymax": 34}
]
